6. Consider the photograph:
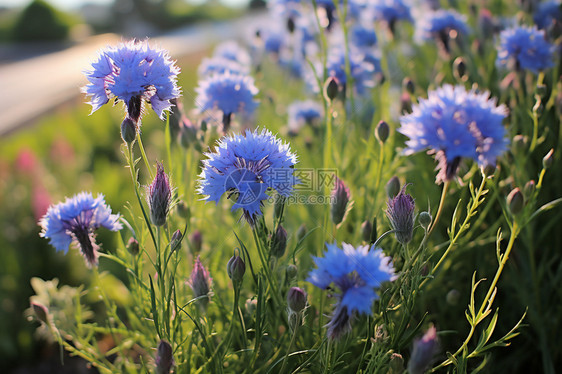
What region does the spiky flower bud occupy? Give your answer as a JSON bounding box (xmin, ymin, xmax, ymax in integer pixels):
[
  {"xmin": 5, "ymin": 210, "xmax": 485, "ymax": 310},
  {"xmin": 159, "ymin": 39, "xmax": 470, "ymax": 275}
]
[
  {"xmin": 190, "ymin": 230, "xmax": 202, "ymax": 253},
  {"xmin": 148, "ymin": 163, "xmax": 172, "ymax": 227},
  {"xmin": 270, "ymin": 224, "xmax": 288, "ymax": 258},
  {"xmin": 407, "ymin": 326, "xmax": 439, "ymax": 374},
  {"xmin": 361, "ymin": 220, "xmax": 372, "ymax": 243},
  {"xmin": 126, "ymin": 237, "xmax": 139, "ymax": 256},
  {"xmin": 155, "ymin": 340, "xmax": 174, "ymax": 374},
  {"xmin": 330, "ymin": 177, "xmax": 351, "ymax": 226},
  {"xmin": 31, "ymin": 302, "xmax": 48, "ymax": 324},
  {"xmin": 286, "ymin": 264, "xmax": 298, "ymax": 279},
  {"xmin": 418, "ymin": 211, "xmax": 432, "ymax": 231},
  {"xmin": 543, "ymin": 148, "xmax": 554, "ymax": 169},
  {"xmin": 121, "ymin": 116, "xmax": 137, "ymax": 144},
  {"xmin": 287, "ymin": 287, "xmax": 307, "ymax": 313},
  {"xmin": 386, "ymin": 186, "xmax": 415, "ymax": 245},
  {"xmin": 189, "ymin": 256, "xmax": 212, "ymax": 308},
  {"xmin": 385, "ymin": 176, "xmax": 401, "ymax": 199},
  {"xmin": 324, "ymin": 76, "xmax": 339, "ymax": 102},
  {"xmin": 375, "ymin": 120, "xmax": 390, "ymax": 143},
  {"xmin": 227, "ymin": 255, "xmax": 246, "ymax": 284},
  {"xmin": 170, "ymin": 230, "xmax": 182, "ymax": 253},
  {"xmin": 507, "ymin": 188, "xmax": 524, "ymax": 215}
]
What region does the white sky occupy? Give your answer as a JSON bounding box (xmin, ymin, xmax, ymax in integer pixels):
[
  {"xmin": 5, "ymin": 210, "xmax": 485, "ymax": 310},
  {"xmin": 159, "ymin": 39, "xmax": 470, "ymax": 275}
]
[{"xmin": 1, "ymin": 0, "xmax": 250, "ymax": 11}]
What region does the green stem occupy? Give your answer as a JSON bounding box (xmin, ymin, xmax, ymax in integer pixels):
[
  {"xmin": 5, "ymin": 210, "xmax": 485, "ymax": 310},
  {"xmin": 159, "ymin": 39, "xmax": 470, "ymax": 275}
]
[
  {"xmin": 136, "ymin": 132, "xmax": 154, "ymax": 179},
  {"xmin": 279, "ymin": 319, "xmax": 300, "ymax": 374},
  {"xmin": 427, "ymin": 180, "xmax": 450, "ymax": 238}
]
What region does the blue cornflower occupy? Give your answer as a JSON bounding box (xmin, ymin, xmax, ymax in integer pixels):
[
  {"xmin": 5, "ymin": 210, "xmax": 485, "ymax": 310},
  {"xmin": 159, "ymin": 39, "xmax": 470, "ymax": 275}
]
[
  {"xmin": 82, "ymin": 40, "xmax": 180, "ymax": 122},
  {"xmin": 373, "ymin": 0, "xmax": 413, "ymax": 25},
  {"xmin": 350, "ymin": 23, "xmax": 378, "ymax": 48},
  {"xmin": 198, "ymin": 57, "xmax": 249, "ymax": 77},
  {"xmin": 262, "ymin": 27, "xmax": 287, "ymax": 55},
  {"xmin": 418, "ymin": 9, "xmax": 469, "ymax": 51},
  {"xmin": 287, "ymin": 100, "xmax": 324, "ymax": 134},
  {"xmin": 198, "ymin": 128, "xmax": 298, "ymax": 225},
  {"xmin": 307, "ymin": 242, "xmax": 395, "ymax": 340},
  {"xmin": 399, "ymin": 85, "xmax": 508, "ymax": 183},
  {"xmin": 269, "ymin": 0, "xmax": 302, "ymax": 20},
  {"xmin": 195, "ymin": 71, "xmax": 259, "ymax": 130},
  {"xmin": 39, "ymin": 192, "xmax": 122, "ymax": 267},
  {"xmin": 213, "ymin": 41, "xmax": 251, "ymax": 68},
  {"xmin": 326, "ymin": 47, "xmax": 377, "ymax": 95},
  {"xmin": 496, "ymin": 26, "xmax": 555, "ymax": 73},
  {"xmin": 534, "ymin": 1, "xmax": 562, "ymax": 30}
]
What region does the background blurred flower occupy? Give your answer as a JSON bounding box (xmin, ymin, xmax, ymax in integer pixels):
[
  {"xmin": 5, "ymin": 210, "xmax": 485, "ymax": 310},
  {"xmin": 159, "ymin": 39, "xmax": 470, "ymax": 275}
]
[
  {"xmin": 496, "ymin": 25, "xmax": 555, "ymax": 73},
  {"xmin": 534, "ymin": 1, "xmax": 562, "ymax": 30},
  {"xmin": 399, "ymin": 85, "xmax": 508, "ymax": 182},
  {"xmin": 287, "ymin": 100, "xmax": 323, "ymax": 134},
  {"xmin": 39, "ymin": 192, "xmax": 122, "ymax": 267}
]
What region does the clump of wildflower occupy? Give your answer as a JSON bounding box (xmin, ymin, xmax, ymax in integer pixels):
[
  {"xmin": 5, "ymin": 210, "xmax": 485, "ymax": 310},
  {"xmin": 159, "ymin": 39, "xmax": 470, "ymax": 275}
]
[
  {"xmin": 496, "ymin": 26, "xmax": 555, "ymax": 73},
  {"xmin": 307, "ymin": 242, "xmax": 395, "ymax": 340},
  {"xmin": 287, "ymin": 100, "xmax": 323, "ymax": 135},
  {"xmin": 82, "ymin": 40, "xmax": 180, "ymax": 122},
  {"xmin": 386, "ymin": 186, "xmax": 415, "ymax": 245},
  {"xmin": 148, "ymin": 163, "xmax": 172, "ymax": 227},
  {"xmin": 155, "ymin": 340, "xmax": 174, "ymax": 374},
  {"xmin": 39, "ymin": 192, "xmax": 122, "ymax": 267},
  {"xmin": 417, "ymin": 9, "xmax": 470, "ymax": 52},
  {"xmin": 408, "ymin": 326, "xmax": 439, "ymax": 374},
  {"xmin": 330, "ymin": 177, "xmax": 352, "ymax": 227},
  {"xmin": 198, "ymin": 128, "xmax": 298, "ymax": 225},
  {"xmin": 195, "ymin": 72, "xmax": 259, "ymax": 131},
  {"xmin": 189, "ymin": 256, "xmax": 212, "ymax": 308},
  {"xmin": 325, "ymin": 47, "xmax": 377, "ymax": 96},
  {"xmin": 399, "ymin": 85, "xmax": 508, "ymax": 183}
]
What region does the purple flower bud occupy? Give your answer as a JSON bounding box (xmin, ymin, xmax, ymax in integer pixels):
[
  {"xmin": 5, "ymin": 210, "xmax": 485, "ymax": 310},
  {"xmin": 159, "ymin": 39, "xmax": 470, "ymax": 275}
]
[
  {"xmin": 189, "ymin": 256, "xmax": 212, "ymax": 307},
  {"xmin": 227, "ymin": 255, "xmax": 246, "ymax": 284},
  {"xmin": 155, "ymin": 339, "xmax": 174, "ymax": 374},
  {"xmin": 31, "ymin": 302, "xmax": 48, "ymax": 324},
  {"xmin": 408, "ymin": 326, "xmax": 439, "ymax": 374},
  {"xmin": 148, "ymin": 163, "xmax": 172, "ymax": 227},
  {"xmin": 126, "ymin": 237, "xmax": 139, "ymax": 256},
  {"xmin": 170, "ymin": 230, "xmax": 182, "ymax": 253},
  {"xmin": 375, "ymin": 120, "xmax": 390, "ymax": 143},
  {"xmin": 453, "ymin": 57, "xmax": 467, "ymax": 81},
  {"xmin": 287, "ymin": 287, "xmax": 307, "ymax": 313},
  {"xmin": 386, "ymin": 186, "xmax": 415, "ymax": 245},
  {"xmin": 270, "ymin": 224, "xmax": 288, "ymax": 258},
  {"xmin": 524, "ymin": 180, "xmax": 536, "ymax": 198},
  {"xmin": 324, "ymin": 76, "xmax": 339, "ymax": 102},
  {"xmin": 330, "ymin": 177, "xmax": 351, "ymax": 226},
  {"xmin": 190, "ymin": 230, "xmax": 203, "ymax": 253},
  {"xmin": 403, "ymin": 77, "xmax": 415, "ymax": 95},
  {"xmin": 361, "ymin": 220, "xmax": 373, "ymax": 243},
  {"xmin": 507, "ymin": 188, "xmax": 524, "ymax": 215}
]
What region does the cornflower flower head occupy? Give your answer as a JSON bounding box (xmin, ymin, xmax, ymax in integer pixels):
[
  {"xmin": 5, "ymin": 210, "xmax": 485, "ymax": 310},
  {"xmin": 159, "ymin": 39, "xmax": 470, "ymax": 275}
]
[
  {"xmin": 287, "ymin": 100, "xmax": 323, "ymax": 134},
  {"xmin": 385, "ymin": 185, "xmax": 415, "ymax": 245},
  {"xmin": 198, "ymin": 128, "xmax": 298, "ymax": 225},
  {"xmin": 198, "ymin": 56, "xmax": 249, "ymax": 78},
  {"xmin": 417, "ymin": 9, "xmax": 469, "ymax": 52},
  {"xmin": 325, "ymin": 47, "xmax": 376, "ymax": 96},
  {"xmin": 82, "ymin": 40, "xmax": 180, "ymax": 122},
  {"xmin": 350, "ymin": 23, "xmax": 378, "ymax": 48},
  {"xmin": 213, "ymin": 41, "xmax": 251, "ymax": 68},
  {"xmin": 399, "ymin": 85, "xmax": 508, "ymax": 183},
  {"xmin": 408, "ymin": 326, "xmax": 439, "ymax": 374},
  {"xmin": 307, "ymin": 242, "xmax": 395, "ymax": 340},
  {"xmin": 195, "ymin": 71, "xmax": 259, "ymax": 131},
  {"xmin": 39, "ymin": 192, "xmax": 122, "ymax": 267},
  {"xmin": 534, "ymin": 1, "xmax": 562, "ymax": 30},
  {"xmin": 373, "ymin": 0, "xmax": 413, "ymax": 28},
  {"xmin": 496, "ymin": 25, "xmax": 555, "ymax": 73}
]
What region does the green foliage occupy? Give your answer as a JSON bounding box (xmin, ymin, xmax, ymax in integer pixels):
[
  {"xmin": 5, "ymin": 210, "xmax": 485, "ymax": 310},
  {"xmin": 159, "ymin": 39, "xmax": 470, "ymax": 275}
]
[{"xmin": 11, "ymin": 0, "xmax": 78, "ymax": 42}]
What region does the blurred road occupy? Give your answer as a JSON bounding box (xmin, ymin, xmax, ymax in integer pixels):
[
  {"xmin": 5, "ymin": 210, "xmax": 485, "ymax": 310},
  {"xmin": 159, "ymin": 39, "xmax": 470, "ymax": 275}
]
[{"xmin": 0, "ymin": 13, "xmax": 261, "ymax": 136}]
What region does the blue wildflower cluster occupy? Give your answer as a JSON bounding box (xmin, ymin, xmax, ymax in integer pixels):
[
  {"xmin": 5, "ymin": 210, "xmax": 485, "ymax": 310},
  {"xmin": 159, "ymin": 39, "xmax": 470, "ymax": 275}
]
[
  {"xmin": 39, "ymin": 192, "xmax": 122, "ymax": 267},
  {"xmin": 198, "ymin": 128, "xmax": 298, "ymax": 225},
  {"xmin": 417, "ymin": 9, "xmax": 470, "ymax": 51},
  {"xmin": 287, "ymin": 100, "xmax": 323, "ymax": 135},
  {"xmin": 82, "ymin": 40, "xmax": 180, "ymax": 122},
  {"xmin": 496, "ymin": 25, "xmax": 555, "ymax": 73},
  {"xmin": 399, "ymin": 85, "xmax": 508, "ymax": 182},
  {"xmin": 534, "ymin": 1, "xmax": 562, "ymax": 30},
  {"xmin": 307, "ymin": 242, "xmax": 395, "ymax": 339},
  {"xmin": 373, "ymin": 0, "xmax": 414, "ymax": 30}
]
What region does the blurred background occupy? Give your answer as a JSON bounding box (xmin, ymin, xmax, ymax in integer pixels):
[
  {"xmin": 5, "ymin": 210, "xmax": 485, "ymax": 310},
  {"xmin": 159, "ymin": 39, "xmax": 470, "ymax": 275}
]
[{"xmin": 0, "ymin": 0, "xmax": 263, "ymax": 372}]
